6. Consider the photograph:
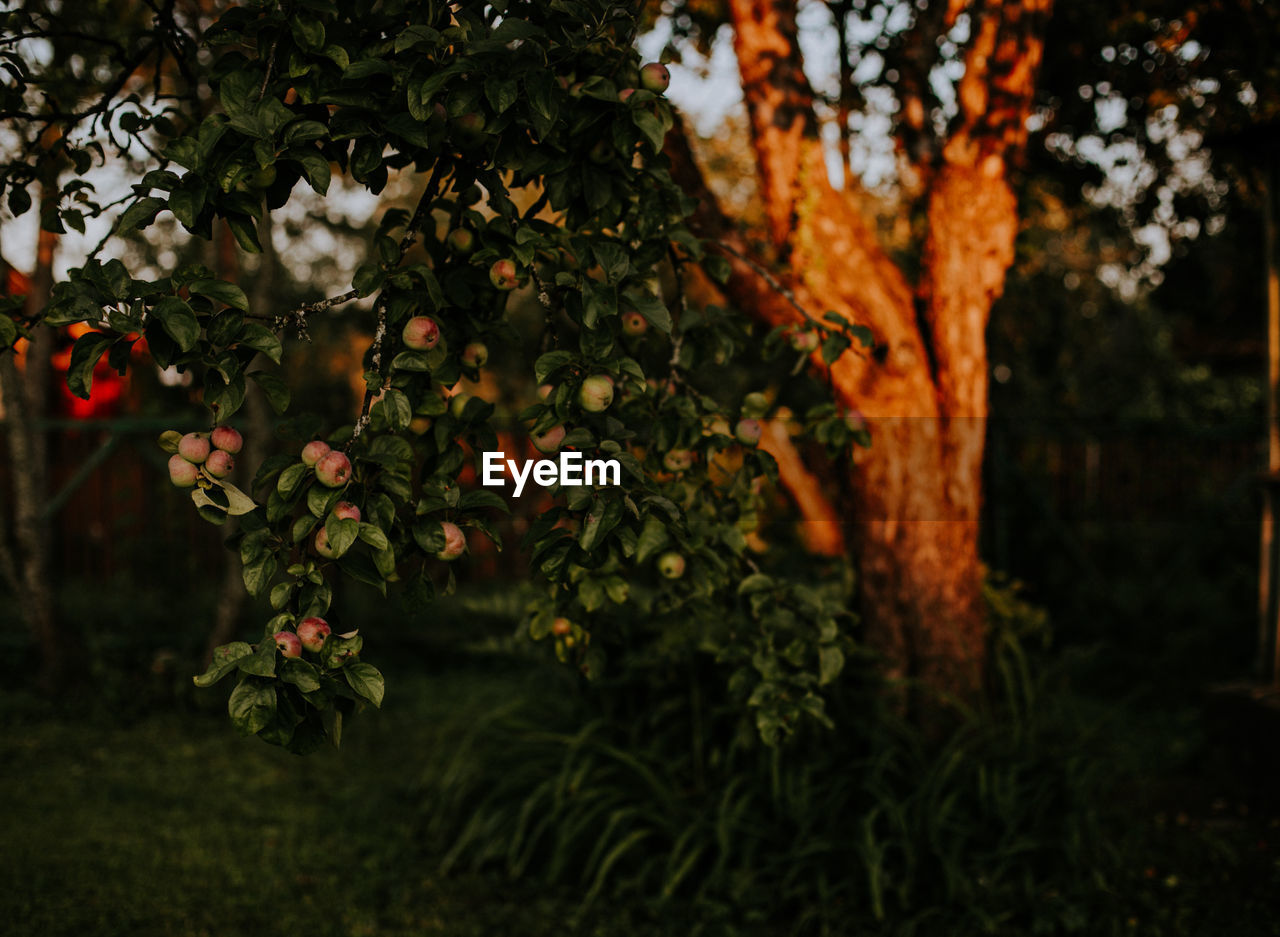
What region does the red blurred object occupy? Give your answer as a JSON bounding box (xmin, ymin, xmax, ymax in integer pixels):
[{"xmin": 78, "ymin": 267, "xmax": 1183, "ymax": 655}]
[{"xmin": 6, "ymin": 263, "xmax": 135, "ymax": 419}]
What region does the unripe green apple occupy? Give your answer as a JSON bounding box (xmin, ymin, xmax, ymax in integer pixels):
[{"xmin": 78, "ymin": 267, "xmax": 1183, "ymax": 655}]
[
  {"xmin": 315, "ymin": 450, "xmax": 352, "ymax": 488},
  {"xmin": 735, "ymin": 418, "xmax": 763, "ymax": 446},
  {"xmin": 657, "ymin": 551, "xmax": 686, "ymax": 579},
  {"xmin": 409, "ymin": 415, "xmax": 433, "ymax": 435},
  {"xmin": 436, "ymin": 521, "xmax": 466, "ymax": 561},
  {"xmin": 301, "ymin": 440, "xmax": 331, "ymax": 467},
  {"xmin": 178, "ymin": 433, "xmax": 210, "ymax": 464},
  {"xmin": 332, "ymin": 501, "xmax": 361, "ymax": 522},
  {"xmin": 662, "ymin": 448, "xmax": 694, "ymax": 472},
  {"xmin": 449, "ymin": 392, "xmax": 470, "ymax": 418},
  {"xmin": 168, "ymin": 453, "xmax": 199, "ymax": 488},
  {"xmin": 205, "ymin": 449, "xmax": 235, "ymax": 478},
  {"xmin": 252, "ymin": 166, "xmax": 278, "ymax": 188},
  {"xmin": 489, "ymin": 259, "xmax": 519, "ymax": 291},
  {"xmin": 402, "ymin": 316, "xmax": 441, "ymax": 350},
  {"xmin": 577, "ymin": 375, "xmax": 614, "ymax": 413},
  {"xmin": 640, "ymin": 62, "xmax": 670, "ymax": 94},
  {"xmin": 621, "ymin": 311, "xmax": 648, "ymax": 336},
  {"xmin": 296, "ymin": 617, "xmax": 331, "ymax": 652},
  {"xmin": 531, "ymin": 424, "xmax": 566, "ymax": 454},
  {"xmin": 314, "ymin": 526, "xmax": 337, "ymax": 558},
  {"xmin": 462, "ymin": 341, "xmax": 489, "ymax": 368},
  {"xmin": 274, "ymin": 630, "xmax": 302, "ymax": 658},
  {"xmin": 741, "ymin": 392, "xmax": 769, "ymax": 417},
  {"xmin": 790, "ymin": 329, "xmax": 820, "ymax": 352},
  {"xmin": 447, "ymin": 227, "xmax": 476, "ymax": 255},
  {"xmin": 210, "ymin": 426, "xmax": 243, "ymax": 454}
]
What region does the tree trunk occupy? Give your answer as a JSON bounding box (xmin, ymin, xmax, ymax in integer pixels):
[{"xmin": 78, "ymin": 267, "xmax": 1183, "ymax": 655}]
[
  {"xmin": 671, "ymin": 0, "xmax": 1051, "ymax": 701},
  {"xmin": 0, "ymin": 215, "xmax": 82, "ymax": 692}
]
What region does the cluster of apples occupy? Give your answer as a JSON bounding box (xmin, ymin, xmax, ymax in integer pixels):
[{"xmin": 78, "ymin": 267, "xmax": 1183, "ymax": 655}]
[
  {"xmin": 167, "ymin": 426, "xmax": 243, "ymax": 488},
  {"xmin": 272, "ymin": 616, "xmax": 332, "ymax": 659},
  {"xmin": 300, "ymin": 439, "xmax": 353, "ymax": 488}
]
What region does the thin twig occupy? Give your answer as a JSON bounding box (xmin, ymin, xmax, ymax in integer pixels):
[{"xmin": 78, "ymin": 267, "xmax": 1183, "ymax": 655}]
[{"xmin": 710, "ymin": 239, "xmax": 821, "ymax": 328}]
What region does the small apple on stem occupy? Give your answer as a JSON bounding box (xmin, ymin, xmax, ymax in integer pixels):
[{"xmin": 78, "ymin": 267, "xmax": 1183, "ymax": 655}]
[
  {"xmin": 210, "ymin": 426, "xmax": 242, "ymax": 454},
  {"xmin": 402, "ymin": 316, "xmax": 441, "ymax": 351},
  {"xmin": 734, "ymin": 418, "xmax": 763, "ymax": 447},
  {"xmin": 436, "ymin": 521, "xmax": 467, "ymax": 561},
  {"xmin": 296, "ymin": 617, "xmax": 331, "ymax": 652},
  {"xmin": 446, "ymin": 228, "xmax": 475, "ymax": 255},
  {"xmin": 274, "ymin": 631, "xmax": 303, "ymax": 658},
  {"xmin": 205, "ymin": 449, "xmax": 235, "ymax": 478},
  {"xmin": 332, "ymin": 501, "xmax": 361, "ymax": 522},
  {"xmin": 531, "ymin": 424, "xmax": 566, "ymax": 454},
  {"xmin": 315, "ymin": 450, "xmax": 352, "ymax": 488},
  {"xmin": 662, "ymin": 449, "xmax": 694, "ymax": 473},
  {"xmin": 301, "ymin": 440, "xmax": 331, "ymax": 467},
  {"xmin": 577, "ymin": 374, "xmax": 614, "ymax": 413},
  {"xmin": 168, "ymin": 454, "xmax": 199, "ymax": 488},
  {"xmin": 489, "ymin": 259, "xmax": 519, "ymax": 291},
  {"xmin": 657, "ymin": 551, "xmax": 686, "ymax": 579},
  {"xmin": 621, "ymin": 312, "xmax": 648, "ymax": 336},
  {"xmin": 178, "ymin": 433, "xmax": 210, "ymax": 464},
  {"xmin": 640, "ymin": 62, "xmax": 670, "ymax": 94}
]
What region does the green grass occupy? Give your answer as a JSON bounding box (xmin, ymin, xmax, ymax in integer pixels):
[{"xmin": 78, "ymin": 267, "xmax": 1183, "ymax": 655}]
[
  {"xmin": 0, "ymin": 662, "xmax": 668, "ymax": 937},
  {"xmin": 4, "ymin": 629, "xmax": 1280, "ymax": 937}
]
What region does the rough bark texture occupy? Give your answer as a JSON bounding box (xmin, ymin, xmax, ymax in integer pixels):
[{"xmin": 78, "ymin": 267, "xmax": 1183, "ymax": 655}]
[{"xmin": 671, "ymin": 0, "xmax": 1052, "ymax": 700}]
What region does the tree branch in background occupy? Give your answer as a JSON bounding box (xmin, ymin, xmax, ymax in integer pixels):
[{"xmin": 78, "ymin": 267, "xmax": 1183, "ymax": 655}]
[{"xmin": 759, "ymin": 418, "xmax": 846, "ymax": 556}]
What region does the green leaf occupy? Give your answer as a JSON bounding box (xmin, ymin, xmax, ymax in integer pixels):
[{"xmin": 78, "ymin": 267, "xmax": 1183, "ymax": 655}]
[
  {"xmin": 189, "ymin": 278, "xmax": 249, "ymax": 311},
  {"xmin": 704, "ymin": 255, "xmax": 732, "ymax": 284},
  {"xmin": 352, "ymin": 263, "xmax": 384, "ymax": 298},
  {"xmin": 357, "ymin": 523, "xmax": 389, "ymax": 550},
  {"xmin": 152, "ymin": 296, "xmax": 200, "ymax": 352},
  {"xmin": 228, "ymin": 678, "xmax": 277, "ymax": 736},
  {"xmin": 65, "ymin": 332, "xmax": 112, "ymax": 399},
  {"xmin": 117, "ymin": 196, "xmax": 165, "ymax": 231},
  {"xmin": 226, "ymin": 215, "xmax": 262, "ymax": 253},
  {"xmin": 323, "ymin": 515, "xmax": 360, "ymax": 558},
  {"xmin": 193, "ymin": 642, "xmax": 253, "ymax": 687},
  {"xmin": 248, "ymin": 370, "xmax": 290, "ymax": 413},
  {"xmin": 157, "ymin": 430, "xmax": 183, "ymax": 453},
  {"xmin": 632, "ymin": 109, "xmax": 667, "ymax": 151},
  {"xmin": 534, "ymin": 350, "xmax": 574, "ymax": 383},
  {"xmin": 634, "ymin": 515, "xmax": 669, "ymax": 564},
  {"xmin": 238, "ymin": 639, "xmax": 277, "ymax": 677},
  {"xmin": 277, "ymin": 462, "xmax": 310, "ymax": 497},
  {"xmin": 237, "ymin": 322, "xmax": 283, "ymax": 363},
  {"xmin": 281, "ymin": 658, "xmax": 322, "ymax": 693},
  {"xmin": 242, "ymin": 552, "xmax": 277, "ymax": 597},
  {"xmin": 344, "ymin": 662, "xmax": 384, "ymax": 707},
  {"xmin": 375, "ymin": 388, "xmax": 412, "ymax": 430},
  {"xmin": 818, "ymin": 646, "xmax": 845, "ymax": 685},
  {"xmin": 290, "ymin": 149, "xmax": 332, "ymax": 195},
  {"xmin": 623, "ymin": 289, "xmax": 672, "ymax": 333}
]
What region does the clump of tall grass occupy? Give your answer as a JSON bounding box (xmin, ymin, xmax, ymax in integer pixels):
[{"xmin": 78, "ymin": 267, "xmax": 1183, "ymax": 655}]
[{"xmin": 416, "ymin": 601, "xmax": 1133, "ymax": 936}]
